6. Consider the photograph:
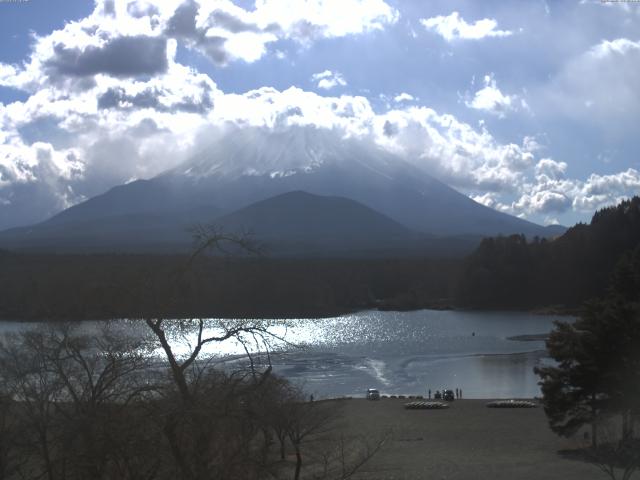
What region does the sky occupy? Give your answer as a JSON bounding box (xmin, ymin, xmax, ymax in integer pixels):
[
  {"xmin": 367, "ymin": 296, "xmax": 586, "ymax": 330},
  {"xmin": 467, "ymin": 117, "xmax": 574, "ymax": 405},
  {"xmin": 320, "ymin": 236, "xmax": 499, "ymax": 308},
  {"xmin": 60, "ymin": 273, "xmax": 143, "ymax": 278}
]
[{"xmin": 0, "ymin": 0, "xmax": 639, "ymax": 230}]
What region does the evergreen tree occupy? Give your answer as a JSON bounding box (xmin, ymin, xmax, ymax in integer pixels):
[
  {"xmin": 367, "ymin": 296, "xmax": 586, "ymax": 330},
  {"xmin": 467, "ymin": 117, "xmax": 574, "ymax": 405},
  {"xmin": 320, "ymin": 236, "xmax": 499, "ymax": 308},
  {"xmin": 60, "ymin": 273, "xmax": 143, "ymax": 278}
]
[{"xmin": 536, "ymin": 281, "xmax": 640, "ymax": 446}]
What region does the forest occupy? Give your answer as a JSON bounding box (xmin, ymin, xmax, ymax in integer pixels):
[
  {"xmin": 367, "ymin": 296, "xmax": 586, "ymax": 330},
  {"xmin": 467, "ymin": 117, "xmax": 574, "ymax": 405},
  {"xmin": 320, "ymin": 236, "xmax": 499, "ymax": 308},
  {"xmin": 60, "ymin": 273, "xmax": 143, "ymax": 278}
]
[
  {"xmin": 456, "ymin": 197, "xmax": 640, "ymax": 310},
  {"xmin": 0, "ymin": 252, "xmax": 459, "ymax": 320}
]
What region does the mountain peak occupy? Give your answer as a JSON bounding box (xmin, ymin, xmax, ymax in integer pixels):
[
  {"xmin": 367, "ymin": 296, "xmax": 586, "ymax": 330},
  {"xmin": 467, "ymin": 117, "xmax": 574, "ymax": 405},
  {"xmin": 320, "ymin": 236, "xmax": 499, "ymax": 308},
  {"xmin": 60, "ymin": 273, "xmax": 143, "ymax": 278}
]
[{"xmin": 165, "ymin": 126, "xmax": 395, "ymax": 182}]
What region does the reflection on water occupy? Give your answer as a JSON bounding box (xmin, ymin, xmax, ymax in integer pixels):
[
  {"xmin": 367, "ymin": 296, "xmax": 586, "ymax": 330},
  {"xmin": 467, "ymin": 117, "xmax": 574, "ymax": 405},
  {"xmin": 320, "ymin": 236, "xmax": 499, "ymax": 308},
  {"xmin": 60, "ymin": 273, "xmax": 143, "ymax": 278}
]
[
  {"xmin": 0, "ymin": 309, "xmax": 569, "ymax": 399},
  {"xmin": 260, "ymin": 310, "xmax": 563, "ymax": 399}
]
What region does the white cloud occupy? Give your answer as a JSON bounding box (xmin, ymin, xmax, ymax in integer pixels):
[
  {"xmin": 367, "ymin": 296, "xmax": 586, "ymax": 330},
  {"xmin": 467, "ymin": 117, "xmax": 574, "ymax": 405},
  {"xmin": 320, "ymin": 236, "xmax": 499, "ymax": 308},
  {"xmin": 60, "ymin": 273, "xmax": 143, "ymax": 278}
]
[
  {"xmin": 513, "ymin": 190, "xmax": 572, "ymax": 215},
  {"xmin": 251, "ymin": 0, "xmax": 399, "ymax": 39},
  {"xmin": 420, "ymin": 11, "xmax": 512, "ymax": 42},
  {"xmin": 393, "ymin": 92, "xmax": 414, "ymax": 103},
  {"xmin": 465, "ymin": 74, "xmax": 525, "ymax": 118},
  {"xmin": 311, "ymin": 70, "xmax": 347, "ymax": 90},
  {"xmin": 503, "ymin": 165, "xmax": 640, "ymax": 218},
  {"xmin": 372, "ymin": 107, "xmax": 536, "ymax": 192},
  {"xmin": 535, "ymin": 158, "xmax": 567, "ymax": 180}
]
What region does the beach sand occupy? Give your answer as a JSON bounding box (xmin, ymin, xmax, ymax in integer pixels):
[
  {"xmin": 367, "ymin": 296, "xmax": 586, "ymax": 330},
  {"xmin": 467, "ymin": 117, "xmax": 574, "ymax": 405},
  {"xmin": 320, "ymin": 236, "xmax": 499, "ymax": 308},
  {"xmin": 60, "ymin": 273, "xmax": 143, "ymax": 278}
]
[{"xmin": 331, "ymin": 398, "xmax": 601, "ymax": 480}]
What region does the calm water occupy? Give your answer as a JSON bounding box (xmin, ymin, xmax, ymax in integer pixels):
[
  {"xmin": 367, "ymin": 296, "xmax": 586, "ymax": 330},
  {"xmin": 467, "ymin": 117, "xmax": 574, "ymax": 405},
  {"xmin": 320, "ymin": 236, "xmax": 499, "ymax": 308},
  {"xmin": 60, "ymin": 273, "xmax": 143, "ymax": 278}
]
[{"xmin": 0, "ymin": 310, "xmax": 567, "ymax": 399}]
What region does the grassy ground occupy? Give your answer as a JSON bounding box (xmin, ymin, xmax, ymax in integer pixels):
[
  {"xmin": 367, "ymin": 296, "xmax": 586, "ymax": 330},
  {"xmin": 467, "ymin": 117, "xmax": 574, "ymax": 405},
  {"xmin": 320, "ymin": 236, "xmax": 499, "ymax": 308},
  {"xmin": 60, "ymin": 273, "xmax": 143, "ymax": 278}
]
[{"xmin": 331, "ymin": 398, "xmax": 602, "ymax": 480}]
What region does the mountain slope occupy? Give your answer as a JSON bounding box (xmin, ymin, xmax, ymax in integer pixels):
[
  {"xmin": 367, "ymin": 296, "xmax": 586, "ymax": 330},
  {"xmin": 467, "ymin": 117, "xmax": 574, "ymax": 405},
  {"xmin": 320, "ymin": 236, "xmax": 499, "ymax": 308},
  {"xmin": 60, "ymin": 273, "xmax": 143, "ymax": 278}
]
[
  {"xmin": 48, "ymin": 126, "xmax": 550, "ymax": 235},
  {"xmin": 0, "ymin": 205, "xmax": 220, "ymax": 253},
  {"xmin": 155, "ymin": 126, "xmax": 550, "ymax": 237},
  {"xmin": 214, "ymin": 191, "xmax": 426, "ymax": 255},
  {"xmin": 0, "ymin": 126, "xmax": 560, "ymax": 254}
]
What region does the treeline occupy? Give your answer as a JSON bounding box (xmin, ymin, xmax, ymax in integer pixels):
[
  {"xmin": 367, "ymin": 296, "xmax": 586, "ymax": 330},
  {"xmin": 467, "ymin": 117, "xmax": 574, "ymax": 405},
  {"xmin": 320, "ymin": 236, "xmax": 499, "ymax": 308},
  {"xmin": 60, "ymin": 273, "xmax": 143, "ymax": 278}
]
[
  {"xmin": 456, "ymin": 197, "xmax": 640, "ymax": 310},
  {"xmin": 0, "ymin": 253, "xmax": 460, "ymax": 320}
]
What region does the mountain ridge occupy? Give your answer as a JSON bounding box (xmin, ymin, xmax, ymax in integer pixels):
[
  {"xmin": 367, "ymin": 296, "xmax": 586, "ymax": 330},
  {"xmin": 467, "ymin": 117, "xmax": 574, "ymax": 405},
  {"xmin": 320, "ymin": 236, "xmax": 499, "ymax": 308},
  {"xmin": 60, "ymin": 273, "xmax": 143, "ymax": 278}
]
[{"xmin": 0, "ymin": 126, "xmax": 566, "ymax": 255}]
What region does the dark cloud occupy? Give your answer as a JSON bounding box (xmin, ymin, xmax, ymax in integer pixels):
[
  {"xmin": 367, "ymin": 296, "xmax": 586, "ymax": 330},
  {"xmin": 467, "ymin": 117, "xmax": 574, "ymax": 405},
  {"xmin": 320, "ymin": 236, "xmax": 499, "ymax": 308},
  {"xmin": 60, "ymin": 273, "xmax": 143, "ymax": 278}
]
[
  {"xmin": 45, "ymin": 36, "xmax": 168, "ymax": 78},
  {"xmin": 97, "ymin": 85, "xmax": 214, "ymax": 113},
  {"xmin": 164, "ymin": 0, "xmax": 274, "ymax": 65},
  {"xmin": 288, "ymin": 20, "xmax": 327, "ymax": 43},
  {"xmin": 103, "ymin": 0, "xmax": 116, "ymax": 16},
  {"xmin": 383, "ymin": 120, "xmax": 398, "ymax": 137},
  {"xmin": 274, "ymin": 106, "xmax": 303, "ymax": 127},
  {"xmin": 165, "ymin": 1, "xmax": 230, "ymax": 64},
  {"xmin": 166, "ymin": 0, "xmax": 199, "ymax": 37},
  {"xmin": 129, "ymin": 118, "xmax": 166, "ymax": 137},
  {"xmin": 209, "ymin": 10, "xmax": 261, "ymax": 34},
  {"xmin": 98, "ymin": 87, "xmax": 161, "ymax": 110}
]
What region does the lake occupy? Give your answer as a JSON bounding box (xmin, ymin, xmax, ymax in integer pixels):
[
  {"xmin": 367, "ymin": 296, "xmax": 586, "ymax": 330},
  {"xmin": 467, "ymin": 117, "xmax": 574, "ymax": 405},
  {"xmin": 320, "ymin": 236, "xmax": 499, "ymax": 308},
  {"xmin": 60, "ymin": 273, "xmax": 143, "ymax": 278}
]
[
  {"xmin": 0, "ymin": 309, "xmax": 567, "ymax": 399},
  {"xmin": 262, "ymin": 309, "xmax": 564, "ymax": 399}
]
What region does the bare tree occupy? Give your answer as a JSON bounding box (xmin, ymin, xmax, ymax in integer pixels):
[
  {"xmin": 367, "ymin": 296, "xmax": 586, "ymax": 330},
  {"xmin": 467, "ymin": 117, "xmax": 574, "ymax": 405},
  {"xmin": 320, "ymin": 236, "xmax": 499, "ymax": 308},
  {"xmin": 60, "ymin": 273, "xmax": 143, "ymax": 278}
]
[
  {"xmin": 0, "ymin": 323, "xmax": 157, "ymax": 480},
  {"xmin": 573, "ymin": 416, "xmax": 640, "ymax": 480}
]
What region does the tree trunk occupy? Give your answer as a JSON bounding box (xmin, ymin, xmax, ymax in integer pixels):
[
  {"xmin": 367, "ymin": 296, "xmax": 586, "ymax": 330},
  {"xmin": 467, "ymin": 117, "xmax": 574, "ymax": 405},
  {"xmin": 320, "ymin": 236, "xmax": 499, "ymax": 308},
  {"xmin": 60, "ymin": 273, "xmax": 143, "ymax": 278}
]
[
  {"xmin": 163, "ymin": 415, "xmax": 194, "ymax": 480},
  {"xmin": 591, "ymin": 395, "xmax": 598, "ymax": 448},
  {"xmin": 293, "ymin": 444, "xmax": 302, "ymax": 480},
  {"xmin": 622, "ymin": 410, "xmax": 633, "ymax": 443}
]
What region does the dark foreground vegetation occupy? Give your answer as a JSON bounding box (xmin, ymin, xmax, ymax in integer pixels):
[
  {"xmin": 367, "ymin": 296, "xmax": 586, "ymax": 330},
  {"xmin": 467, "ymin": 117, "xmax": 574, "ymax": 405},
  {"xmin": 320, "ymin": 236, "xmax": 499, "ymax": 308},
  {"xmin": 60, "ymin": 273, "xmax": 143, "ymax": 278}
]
[{"xmin": 0, "ymin": 320, "xmax": 384, "ymax": 480}]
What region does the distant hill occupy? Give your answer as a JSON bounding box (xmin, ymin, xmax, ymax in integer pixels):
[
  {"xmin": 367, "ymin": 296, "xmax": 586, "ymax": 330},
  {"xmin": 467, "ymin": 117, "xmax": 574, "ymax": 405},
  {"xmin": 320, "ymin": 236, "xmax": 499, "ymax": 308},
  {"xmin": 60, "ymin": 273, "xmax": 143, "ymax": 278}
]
[
  {"xmin": 214, "ymin": 191, "xmax": 425, "ymax": 256},
  {"xmin": 456, "ymin": 196, "xmax": 640, "ymax": 309}
]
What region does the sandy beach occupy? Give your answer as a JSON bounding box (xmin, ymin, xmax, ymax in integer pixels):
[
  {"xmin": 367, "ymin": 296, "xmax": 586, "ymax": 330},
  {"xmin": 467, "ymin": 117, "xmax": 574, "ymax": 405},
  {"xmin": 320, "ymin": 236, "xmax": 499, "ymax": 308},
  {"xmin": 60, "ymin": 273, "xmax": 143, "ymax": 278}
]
[{"xmin": 332, "ymin": 398, "xmax": 601, "ymax": 480}]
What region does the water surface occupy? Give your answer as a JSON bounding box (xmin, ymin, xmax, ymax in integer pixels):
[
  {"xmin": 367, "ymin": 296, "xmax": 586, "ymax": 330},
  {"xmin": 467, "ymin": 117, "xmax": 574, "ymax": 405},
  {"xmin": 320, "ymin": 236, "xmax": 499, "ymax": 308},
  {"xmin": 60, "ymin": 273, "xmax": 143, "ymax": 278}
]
[{"xmin": 0, "ymin": 310, "xmax": 567, "ymax": 399}]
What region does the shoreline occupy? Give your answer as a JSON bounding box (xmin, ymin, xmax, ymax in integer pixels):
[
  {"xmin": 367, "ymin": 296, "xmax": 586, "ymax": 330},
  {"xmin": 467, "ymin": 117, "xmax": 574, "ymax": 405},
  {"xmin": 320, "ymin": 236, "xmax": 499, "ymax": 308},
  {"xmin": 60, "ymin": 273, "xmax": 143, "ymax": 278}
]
[{"xmin": 0, "ymin": 304, "xmax": 578, "ymax": 323}]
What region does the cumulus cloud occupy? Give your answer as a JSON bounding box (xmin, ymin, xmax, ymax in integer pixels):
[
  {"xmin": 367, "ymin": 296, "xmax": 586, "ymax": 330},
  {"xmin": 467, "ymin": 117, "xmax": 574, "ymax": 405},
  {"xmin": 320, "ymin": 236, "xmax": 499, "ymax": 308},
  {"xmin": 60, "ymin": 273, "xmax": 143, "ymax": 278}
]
[
  {"xmin": 501, "ymin": 161, "xmax": 640, "ymax": 218},
  {"xmin": 535, "ymin": 158, "xmax": 567, "ymax": 180},
  {"xmin": 465, "ymin": 74, "xmax": 526, "ymax": 118},
  {"xmin": 420, "ymin": 11, "xmax": 512, "ymax": 41},
  {"xmin": 311, "ymin": 70, "xmax": 347, "ymax": 90},
  {"xmin": 513, "ymin": 190, "xmax": 572, "ymax": 215},
  {"xmin": 394, "ymin": 93, "xmax": 414, "ymax": 103},
  {"xmin": 162, "ymin": 0, "xmax": 398, "ymax": 65}
]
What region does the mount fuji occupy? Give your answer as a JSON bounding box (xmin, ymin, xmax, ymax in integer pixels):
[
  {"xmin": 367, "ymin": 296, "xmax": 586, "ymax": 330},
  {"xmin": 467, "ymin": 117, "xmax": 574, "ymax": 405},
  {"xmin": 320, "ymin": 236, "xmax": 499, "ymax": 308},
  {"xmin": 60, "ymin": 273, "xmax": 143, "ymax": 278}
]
[{"xmin": 0, "ymin": 126, "xmax": 564, "ymax": 255}]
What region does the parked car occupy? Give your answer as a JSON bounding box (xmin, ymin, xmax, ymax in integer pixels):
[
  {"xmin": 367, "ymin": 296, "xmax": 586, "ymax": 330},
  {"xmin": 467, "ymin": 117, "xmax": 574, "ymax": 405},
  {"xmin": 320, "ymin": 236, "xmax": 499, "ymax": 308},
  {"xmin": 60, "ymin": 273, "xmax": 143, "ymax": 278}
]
[
  {"xmin": 366, "ymin": 388, "xmax": 381, "ymax": 400},
  {"xmin": 443, "ymin": 389, "xmax": 455, "ymax": 401}
]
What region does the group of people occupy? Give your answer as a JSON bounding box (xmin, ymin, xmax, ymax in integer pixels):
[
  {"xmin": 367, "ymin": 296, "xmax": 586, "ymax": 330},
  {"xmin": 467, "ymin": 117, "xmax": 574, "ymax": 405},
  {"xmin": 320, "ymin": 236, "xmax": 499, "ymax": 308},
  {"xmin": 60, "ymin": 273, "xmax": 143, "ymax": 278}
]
[{"xmin": 427, "ymin": 388, "xmax": 462, "ymax": 400}]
